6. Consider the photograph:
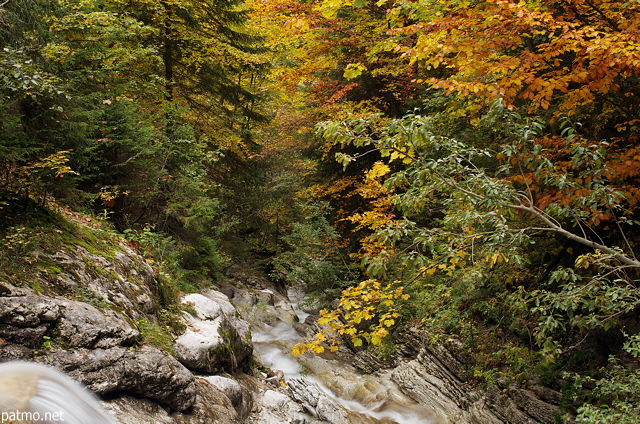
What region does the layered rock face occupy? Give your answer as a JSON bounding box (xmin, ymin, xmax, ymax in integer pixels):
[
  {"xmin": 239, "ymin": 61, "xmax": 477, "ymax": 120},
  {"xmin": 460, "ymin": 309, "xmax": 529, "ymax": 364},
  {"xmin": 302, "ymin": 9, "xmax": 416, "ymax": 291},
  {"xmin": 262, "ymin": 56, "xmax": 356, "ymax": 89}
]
[
  {"xmin": 388, "ymin": 339, "xmax": 562, "ymax": 424},
  {"xmin": 0, "ymin": 242, "xmax": 255, "ymax": 423}
]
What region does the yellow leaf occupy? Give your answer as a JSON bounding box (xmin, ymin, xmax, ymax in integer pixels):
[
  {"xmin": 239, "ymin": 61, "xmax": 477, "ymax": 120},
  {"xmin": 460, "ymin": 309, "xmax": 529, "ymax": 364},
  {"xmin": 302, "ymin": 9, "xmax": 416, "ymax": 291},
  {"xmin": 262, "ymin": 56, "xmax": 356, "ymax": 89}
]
[
  {"xmin": 367, "ymin": 162, "xmax": 391, "ymax": 180},
  {"xmin": 315, "ymin": 333, "xmax": 327, "ymax": 342},
  {"xmin": 318, "ymin": 315, "xmax": 335, "ymax": 325}
]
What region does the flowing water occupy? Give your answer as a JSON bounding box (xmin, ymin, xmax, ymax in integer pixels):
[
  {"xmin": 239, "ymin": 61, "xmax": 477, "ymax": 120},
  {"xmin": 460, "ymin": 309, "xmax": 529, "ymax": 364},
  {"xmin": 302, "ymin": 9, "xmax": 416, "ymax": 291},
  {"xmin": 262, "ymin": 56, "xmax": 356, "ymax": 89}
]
[{"xmin": 251, "ymin": 290, "xmax": 442, "ymax": 424}]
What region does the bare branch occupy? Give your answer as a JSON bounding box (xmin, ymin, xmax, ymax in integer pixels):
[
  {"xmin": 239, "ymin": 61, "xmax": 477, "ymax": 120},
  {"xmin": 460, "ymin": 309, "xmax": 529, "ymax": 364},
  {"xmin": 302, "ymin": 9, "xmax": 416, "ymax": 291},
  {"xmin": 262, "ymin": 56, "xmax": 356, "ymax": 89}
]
[{"xmin": 509, "ymin": 203, "xmax": 640, "ymax": 268}]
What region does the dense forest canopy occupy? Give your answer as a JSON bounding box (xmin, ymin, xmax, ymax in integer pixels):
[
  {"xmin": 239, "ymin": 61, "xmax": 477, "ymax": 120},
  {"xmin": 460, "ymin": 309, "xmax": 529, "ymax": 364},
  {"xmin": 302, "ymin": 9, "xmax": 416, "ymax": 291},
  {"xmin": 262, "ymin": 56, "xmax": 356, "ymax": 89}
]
[{"xmin": 1, "ymin": 0, "xmax": 640, "ymax": 421}]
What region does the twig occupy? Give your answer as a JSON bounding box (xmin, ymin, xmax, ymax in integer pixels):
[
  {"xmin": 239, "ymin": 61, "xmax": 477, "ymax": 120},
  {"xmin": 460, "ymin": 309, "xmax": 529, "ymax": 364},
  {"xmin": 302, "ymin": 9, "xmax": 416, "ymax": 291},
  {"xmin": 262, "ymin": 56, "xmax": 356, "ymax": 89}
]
[{"xmin": 513, "ymin": 203, "xmax": 640, "ymax": 267}]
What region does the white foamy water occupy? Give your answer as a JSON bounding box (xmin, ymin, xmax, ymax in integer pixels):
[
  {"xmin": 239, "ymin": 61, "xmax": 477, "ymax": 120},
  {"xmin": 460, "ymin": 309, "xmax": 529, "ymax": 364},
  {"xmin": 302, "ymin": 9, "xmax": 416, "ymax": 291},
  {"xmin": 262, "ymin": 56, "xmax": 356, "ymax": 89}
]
[
  {"xmin": 251, "ymin": 289, "xmax": 441, "ymax": 424},
  {"xmin": 0, "ymin": 361, "xmax": 115, "ymax": 424}
]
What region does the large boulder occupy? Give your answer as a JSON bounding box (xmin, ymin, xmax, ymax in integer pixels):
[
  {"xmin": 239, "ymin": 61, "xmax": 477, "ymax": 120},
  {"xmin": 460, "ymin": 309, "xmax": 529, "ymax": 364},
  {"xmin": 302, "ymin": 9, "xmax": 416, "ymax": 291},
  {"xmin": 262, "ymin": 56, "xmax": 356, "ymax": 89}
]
[
  {"xmin": 102, "ymin": 378, "xmax": 242, "ymax": 424},
  {"xmin": 0, "ymin": 295, "xmax": 60, "ymax": 347},
  {"xmin": 175, "ymin": 293, "xmax": 252, "ymax": 373},
  {"xmin": 48, "ymin": 345, "xmax": 197, "ymax": 411},
  {"xmin": 202, "ymin": 375, "xmax": 253, "ymax": 418},
  {"xmin": 0, "ymin": 295, "xmax": 139, "ymax": 349},
  {"xmin": 54, "ymin": 298, "xmax": 139, "ymax": 348}
]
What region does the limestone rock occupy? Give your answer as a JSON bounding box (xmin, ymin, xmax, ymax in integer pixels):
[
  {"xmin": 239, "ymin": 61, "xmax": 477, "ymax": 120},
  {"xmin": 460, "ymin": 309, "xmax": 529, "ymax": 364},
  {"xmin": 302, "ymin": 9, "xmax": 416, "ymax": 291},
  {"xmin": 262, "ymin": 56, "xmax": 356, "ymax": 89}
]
[
  {"xmin": 249, "ymin": 389, "xmax": 311, "ymax": 424},
  {"xmin": 0, "ymin": 296, "xmax": 61, "ymax": 347},
  {"xmin": 102, "ymin": 396, "xmax": 176, "ymax": 424},
  {"xmin": 391, "ymin": 343, "xmax": 563, "ymax": 424},
  {"xmin": 102, "ymin": 379, "xmax": 242, "ymax": 424},
  {"xmin": 175, "ymin": 293, "xmax": 252, "ymax": 373},
  {"xmin": 173, "ymin": 378, "xmax": 241, "ymax": 424},
  {"xmin": 0, "ymin": 282, "xmax": 34, "ymax": 297},
  {"xmin": 201, "ymin": 289, "xmax": 253, "ymax": 337},
  {"xmin": 486, "ymin": 386, "xmax": 559, "ymax": 424},
  {"xmin": 0, "ymin": 340, "xmax": 34, "ymax": 360},
  {"xmin": 0, "ymin": 295, "xmax": 139, "ymax": 349},
  {"xmin": 219, "ymin": 279, "xmax": 299, "ymax": 327},
  {"xmin": 391, "ymin": 349, "xmax": 503, "ymax": 424},
  {"xmin": 54, "ymin": 299, "xmax": 139, "ymax": 348},
  {"xmin": 202, "ymin": 375, "xmax": 250, "ymax": 417},
  {"xmin": 44, "ymin": 246, "xmax": 159, "ymax": 320},
  {"xmin": 48, "ymin": 345, "xmax": 196, "ymax": 411},
  {"xmin": 287, "ymin": 377, "xmax": 350, "ymax": 424},
  {"xmin": 0, "ymin": 296, "xmax": 61, "ymax": 326}
]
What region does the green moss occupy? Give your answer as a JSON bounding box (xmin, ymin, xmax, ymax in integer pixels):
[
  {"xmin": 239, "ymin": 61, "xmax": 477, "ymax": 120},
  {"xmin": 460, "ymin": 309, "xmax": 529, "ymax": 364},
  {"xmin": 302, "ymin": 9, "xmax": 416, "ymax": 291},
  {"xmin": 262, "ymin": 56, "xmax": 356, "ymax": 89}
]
[
  {"xmin": 46, "ymin": 266, "xmax": 63, "ymax": 274},
  {"xmin": 55, "ymin": 224, "xmax": 118, "ymax": 261},
  {"xmin": 27, "ymin": 278, "xmax": 44, "ymax": 294},
  {"xmin": 70, "ymin": 285, "xmax": 111, "ymax": 310}
]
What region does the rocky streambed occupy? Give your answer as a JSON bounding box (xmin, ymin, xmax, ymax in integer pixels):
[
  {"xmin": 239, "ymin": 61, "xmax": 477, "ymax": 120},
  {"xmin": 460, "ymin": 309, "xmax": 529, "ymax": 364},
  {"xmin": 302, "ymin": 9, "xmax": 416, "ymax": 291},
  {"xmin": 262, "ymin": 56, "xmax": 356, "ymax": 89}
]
[
  {"xmin": 0, "ymin": 234, "xmax": 561, "ymax": 424},
  {"xmin": 247, "ymin": 287, "xmax": 441, "ymax": 424}
]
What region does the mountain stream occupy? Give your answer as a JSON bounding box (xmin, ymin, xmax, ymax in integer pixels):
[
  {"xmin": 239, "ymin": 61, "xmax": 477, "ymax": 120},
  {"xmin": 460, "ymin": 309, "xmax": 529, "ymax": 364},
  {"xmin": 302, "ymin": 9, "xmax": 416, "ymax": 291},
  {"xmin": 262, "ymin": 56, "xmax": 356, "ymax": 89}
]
[{"xmin": 251, "ymin": 289, "xmax": 443, "ymax": 424}]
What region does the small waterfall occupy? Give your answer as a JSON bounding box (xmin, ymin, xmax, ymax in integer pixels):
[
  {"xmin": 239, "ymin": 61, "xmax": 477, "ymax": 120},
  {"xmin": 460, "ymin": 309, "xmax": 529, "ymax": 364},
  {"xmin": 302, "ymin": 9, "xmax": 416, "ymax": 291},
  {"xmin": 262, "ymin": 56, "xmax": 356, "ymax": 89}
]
[
  {"xmin": 0, "ymin": 361, "xmax": 115, "ymax": 424},
  {"xmin": 251, "ymin": 289, "xmax": 441, "ymax": 424}
]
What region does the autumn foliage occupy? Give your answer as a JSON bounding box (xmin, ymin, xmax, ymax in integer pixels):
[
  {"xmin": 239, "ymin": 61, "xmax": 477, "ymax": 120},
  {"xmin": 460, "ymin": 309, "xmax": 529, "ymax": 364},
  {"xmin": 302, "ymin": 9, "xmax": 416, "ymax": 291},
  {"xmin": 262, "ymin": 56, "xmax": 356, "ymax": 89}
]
[{"xmin": 392, "ymin": 0, "xmax": 640, "ymax": 116}]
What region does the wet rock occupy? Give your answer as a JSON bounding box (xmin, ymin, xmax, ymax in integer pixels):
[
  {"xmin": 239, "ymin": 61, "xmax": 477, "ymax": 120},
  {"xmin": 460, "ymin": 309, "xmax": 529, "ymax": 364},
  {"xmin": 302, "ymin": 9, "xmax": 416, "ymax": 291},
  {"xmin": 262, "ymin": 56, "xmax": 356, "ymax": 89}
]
[
  {"xmin": 249, "ymin": 389, "xmax": 311, "ymax": 424},
  {"xmin": 175, "ymin": 293, "xmax": 253, "ymax": 373},
  {"xmin": 48, "ymin": 345, "xmax": 196, "ymax": 411},
  {"xmin": 265, "ymin": 369, "xmax": 285, "ymax": 387},
  {"xmin": 287, "ymin": 377, "xmax": 350, "ymax": 424}
]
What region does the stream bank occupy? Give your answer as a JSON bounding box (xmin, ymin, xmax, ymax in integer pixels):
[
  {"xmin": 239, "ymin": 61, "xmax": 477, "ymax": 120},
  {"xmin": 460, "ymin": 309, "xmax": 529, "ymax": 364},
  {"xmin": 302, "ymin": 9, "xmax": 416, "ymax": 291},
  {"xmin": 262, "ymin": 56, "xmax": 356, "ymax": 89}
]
[
  {"xmin": 246, "ymin": 285, "xmax": 441, "ymax": 424},
  {"xmin": 221, "ymin": 269, "xmax": 563, "ymax": 424},
  {"xmin": 0, "ymin": 221, "xmax": 561, "ymax": 423}
]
